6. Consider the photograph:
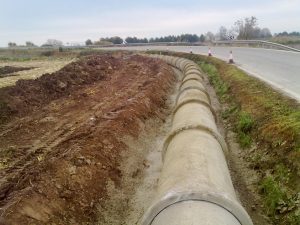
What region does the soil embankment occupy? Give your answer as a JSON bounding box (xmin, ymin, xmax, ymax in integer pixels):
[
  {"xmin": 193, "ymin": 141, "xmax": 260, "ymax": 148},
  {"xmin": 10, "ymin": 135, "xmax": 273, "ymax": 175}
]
[{"xmin": 0, "ymin": 53, "xmax": 175, "ymax": 225}]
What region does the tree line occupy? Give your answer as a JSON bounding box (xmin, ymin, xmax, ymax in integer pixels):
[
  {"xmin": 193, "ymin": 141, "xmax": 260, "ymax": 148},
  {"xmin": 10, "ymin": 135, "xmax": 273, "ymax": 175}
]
[
  {"xmin": 7, "ymin": 16, "xmax": 300, "ymax": 47},
  {"xmin": 85, "ymin": 34, "xmax": 207, "ymax": 46},
  {"xmin": 7, "ymin": 39, "xmax": 63, "ymax": 48},
  {"xmin": 275, "ymin": 31, "xmax": 300, "ymax": 37}
]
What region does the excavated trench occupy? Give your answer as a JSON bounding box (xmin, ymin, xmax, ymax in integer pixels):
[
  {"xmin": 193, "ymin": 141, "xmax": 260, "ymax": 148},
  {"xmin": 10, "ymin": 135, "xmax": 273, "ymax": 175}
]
[
  {"xmin": 0, "ymin": 53, "xmax": 176, "ymax": 225},
  {"xmin": 0, "ymin": 53, "xmax": 257, "ymax": 225},
  {"xmin": 95, "ymin": 55, "xmax": 254, "ymax": 225},
  {"xmin": 95, "ymin": 67, "xmax": 182, "ymax": 225}
]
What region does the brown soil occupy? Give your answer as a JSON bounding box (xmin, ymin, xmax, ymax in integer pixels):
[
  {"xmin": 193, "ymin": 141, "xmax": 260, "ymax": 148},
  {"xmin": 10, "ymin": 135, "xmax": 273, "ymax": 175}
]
[
  {"xmin": 0, "ymin": 52, "xmax": 175, "ymax": 225},
  {"xmin": 0, "ymin": 66, "xmax": 33, "ymax": 78}
]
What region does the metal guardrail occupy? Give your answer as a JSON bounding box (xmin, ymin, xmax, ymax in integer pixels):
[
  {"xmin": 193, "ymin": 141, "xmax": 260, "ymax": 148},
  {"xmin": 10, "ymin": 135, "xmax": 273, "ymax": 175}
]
[{"xmin": 213, "ymin": 40, "xmax": 300, "ymax": 52}]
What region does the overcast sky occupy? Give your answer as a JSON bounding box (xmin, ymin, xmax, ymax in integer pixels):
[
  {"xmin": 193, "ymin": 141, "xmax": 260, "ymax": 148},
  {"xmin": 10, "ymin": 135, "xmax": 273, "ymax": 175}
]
[{"xmin": 0, "ymin": 0, "xmax": 300, "ymax": 46}]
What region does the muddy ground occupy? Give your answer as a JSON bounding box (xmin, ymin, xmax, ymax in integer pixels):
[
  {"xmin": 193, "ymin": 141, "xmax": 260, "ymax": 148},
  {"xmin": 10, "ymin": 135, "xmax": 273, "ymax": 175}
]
[{"xmin": 0, "ymin": 52, "xmax": 175, "ymax": 225}]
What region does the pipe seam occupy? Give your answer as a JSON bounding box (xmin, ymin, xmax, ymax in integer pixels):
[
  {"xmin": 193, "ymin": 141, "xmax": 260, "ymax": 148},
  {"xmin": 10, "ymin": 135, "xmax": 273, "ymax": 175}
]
[
  {"xmin": 162, "ymin": 124, "xmax": 227, "ymax": 160},
  {"xmin": 172, "ymin": 99, "xmax": 218, "ymax": 124},
  {"xmin": 176, "ymin": 86, "xmax": 211, "ymax": 104},
  {"xmin": 179, "ymin": 77, "xmax": 204, "ymax": 89},
  {"xmin": 184, "ymin": 71, "xmax": 205, "ymax": 80},
  {"xmin": 143, "ymin": 192, "xmax": 251, "ymax": 225}
]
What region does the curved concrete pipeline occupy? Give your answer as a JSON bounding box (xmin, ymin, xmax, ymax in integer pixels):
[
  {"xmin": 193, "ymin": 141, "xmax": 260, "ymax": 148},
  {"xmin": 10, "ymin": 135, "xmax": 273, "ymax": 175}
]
[{"xmin": 142, "ymin": 55, "xmax": 253, "ymax": 225}]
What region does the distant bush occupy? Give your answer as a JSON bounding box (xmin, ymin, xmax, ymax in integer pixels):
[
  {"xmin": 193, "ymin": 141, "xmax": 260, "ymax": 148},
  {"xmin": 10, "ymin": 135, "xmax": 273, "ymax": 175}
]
[
  {"xmin": 25, "ymin": 41, "xmax": 35, "ymax": 47},
  {"xmin": 8, "ymin": 42, "xmax": 17, "ymax": 47},
  {"xmin": 40, "ymin": 51, "xmax": 55, "ymax": 57},
  {"xmin": 100, "ymin": 36, "xmax": 123, "ymax": 44},
  {"xmin": 125, "ymin": 37, "xmax": 148, "ymax": 43},
  {"xmin": 93, "ymin": 40, "xmax": 113, "ymax": 46},
  {"xmin": 85, "ymin": 39, "xmax": 93, "ymax": 46},
  {"xmin": 271, "ymin": 36, "xmax": 300, "ymax": 45}
]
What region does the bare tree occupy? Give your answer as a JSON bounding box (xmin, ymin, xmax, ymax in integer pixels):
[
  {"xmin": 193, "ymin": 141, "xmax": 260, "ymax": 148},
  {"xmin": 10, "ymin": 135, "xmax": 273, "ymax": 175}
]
[
  {"xmin": 260, "ymin": 28, "xmax": 272, "ymax": 38},
  {"xmin": 199, "ymin": 34, "xmax": 205, "ymax": 42},
  {"xmin": 205, "ymin": 32, "xmax": 215, "ymax": 42},
  {"xmin": 85, "ymin": 39, "xmax": 93, "ymax": 45},
  {"xmin": 44, "ymin": 39, "xmax": 63, "ymax": 46},
  {"xmin": 234, "ymin": 16, "xmax": 258, "ymax": 39},
  {"xmin": 25, "ymin": 41, "xmax": 35, "ymax": 47},
  {"xmin": 8, "ymin": 42, "xmax": 17, "ymax": 47},
  {"xmin": 218, "ymin": 26, "xmax": 228, "ymax": 40}
]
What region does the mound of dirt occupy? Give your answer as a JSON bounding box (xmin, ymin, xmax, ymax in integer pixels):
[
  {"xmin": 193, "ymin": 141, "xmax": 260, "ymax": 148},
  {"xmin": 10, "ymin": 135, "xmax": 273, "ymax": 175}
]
[
  {"xmin": 0, "ymin": 53, "xmax": 175, "ymax": 225},
  {"xmin": 0, "ymin": 66, "xmax": 34, "ymax": 78},
  {"xmin": 0, "ymin": 55, "xmax": 122, "ymax": 121}
]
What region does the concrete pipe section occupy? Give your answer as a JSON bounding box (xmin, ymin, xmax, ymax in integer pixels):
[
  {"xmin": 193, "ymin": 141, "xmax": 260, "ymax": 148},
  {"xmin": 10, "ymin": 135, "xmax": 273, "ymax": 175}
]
[{"xmin": 141, "ymin": 55, "xmax": 253, "ymax": 225}]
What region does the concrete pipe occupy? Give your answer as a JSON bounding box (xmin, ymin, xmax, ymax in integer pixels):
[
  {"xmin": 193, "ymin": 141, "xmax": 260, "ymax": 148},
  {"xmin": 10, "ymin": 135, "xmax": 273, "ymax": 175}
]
[
  {"xmin": 164, "ymin": 102, "xmax": 224, "ymax": 158},
  {"xmin": 142, "ymin": 129, "xmax": 251, "ymax": 225},
  {"xmin": 166, "ymin": 56, "xmax": 173, "ymax": 64},
  {"xmin": 176, "ymin": 86, "xmax": 210, "ymax": 104},
  {"xmin": 184, "ymin": 67, "xmax": 202, "ymax": 75},
  {"xmin": 180, "ymin": 79, "xmax": 205, "ymax": 91},
  {"xmin": 182, "ymin": 73, "xmax": 204, "ymax": 83},
  {"xmin": 180, "ymin": 76, "xmax": 204, "ymax": 88},
  {"xmin": 175, "ymin": 58, "xmax": 185, "ymax": 69},
  {"xmin": 141, "ymin": 55, "xmax": 253, "ymax": 225},
  {"xmin": 176, "ymin": 88, "xmax": 211, "ymax": 108},
  {"xmin": 178, "ymin": 60, "xmax": 190, "ymax": 71},
  {"xmin": 151, "ymin": 201, "xmax": 241, "ymax": 225},
  {"xmin": 184, "ymin": 68, "xmax": 202, "ymax": 75},
  {"xmin": 184, "ymin": 64, "xmax": 199, "ymax": 72},
  {"xmin": 171, "ymin": 57, "xmax": 178, "ymax": 65},
  {"xmin": 161, "ymin": 55, "xmax": 168, "ymax": 62}
]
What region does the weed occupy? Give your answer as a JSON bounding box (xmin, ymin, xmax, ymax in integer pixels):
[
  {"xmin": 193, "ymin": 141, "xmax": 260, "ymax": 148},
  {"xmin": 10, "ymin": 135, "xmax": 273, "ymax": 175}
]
[
  {"xmin": 200, "ymin": 62, "xmax": 229, "ymax": 100},
  {"xmin": 222, "ymin": 105, "xmax": 238, "ymax": 119},
  {"xmin": 261, "ymin": 176, "xmax": 285, "ymax": 216},
  {"xmin": 237, "ymin": 112, "xmax": 254, "ymax": 133},
  {"xmin": 238, "ymin": 132, "xmax": 252, "ymax": 148}
]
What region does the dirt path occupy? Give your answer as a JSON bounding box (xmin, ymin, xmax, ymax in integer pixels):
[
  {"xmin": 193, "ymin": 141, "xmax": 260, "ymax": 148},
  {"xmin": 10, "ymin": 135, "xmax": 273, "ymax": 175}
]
[{"xmin": 0, "ymin": 53, "xmax": 175, "ymax": 225}]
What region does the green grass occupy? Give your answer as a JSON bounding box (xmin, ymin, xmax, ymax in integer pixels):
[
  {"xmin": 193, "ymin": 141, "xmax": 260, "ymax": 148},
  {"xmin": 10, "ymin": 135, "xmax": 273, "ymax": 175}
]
[
  {"xmin": 200, "ymin": 62, "xmax": 229, "ymax": 100},
  {"xmin": 261, "ymin": 176, "xmax": 286, "ymax": 215},
  {"xmin": 237, "ymin": 112, "xmax": 254, "ymax": 133},
  {"xmin": 0, "ymin": 48, "xmax": 79, "ymax": 62},
  {"xmin": 237, "ymin": 112, "xmax": 254, "ymax": 148},
  {"xmin": 261, "ymin": 164, "xmax": 300, "ymax": 224},
  {"xmin": 201, "ymin": 62, "xmax": 254, "ymax": 148}
]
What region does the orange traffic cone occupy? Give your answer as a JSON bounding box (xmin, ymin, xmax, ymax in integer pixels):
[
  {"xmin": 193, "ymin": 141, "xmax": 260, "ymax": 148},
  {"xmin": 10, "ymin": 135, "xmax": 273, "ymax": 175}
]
[
  {"xmin": 208, "ymin": 48, "xmax": 212, "ymax": 56},
  {"xmin": 229, "ymin": 51, "xmax": 234, "ymax": 63}
]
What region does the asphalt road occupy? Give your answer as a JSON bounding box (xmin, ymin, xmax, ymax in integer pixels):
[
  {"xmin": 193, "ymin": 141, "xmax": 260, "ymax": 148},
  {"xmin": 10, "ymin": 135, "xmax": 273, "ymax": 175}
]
[{"xmin": 106, "ymin": 45, "xmax": 300, "ymax": 101}]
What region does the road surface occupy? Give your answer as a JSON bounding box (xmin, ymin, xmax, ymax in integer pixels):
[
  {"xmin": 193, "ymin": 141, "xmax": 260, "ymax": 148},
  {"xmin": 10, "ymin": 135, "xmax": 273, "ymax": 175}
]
[{"xmin": 105, "ymin": 45, "xmax": 300, "ymax": 101}]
